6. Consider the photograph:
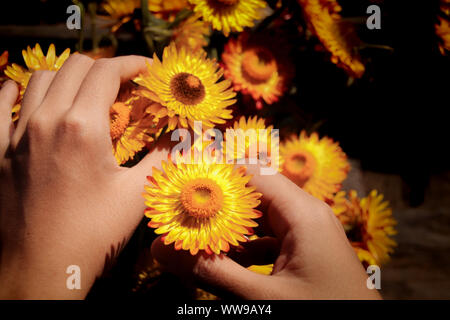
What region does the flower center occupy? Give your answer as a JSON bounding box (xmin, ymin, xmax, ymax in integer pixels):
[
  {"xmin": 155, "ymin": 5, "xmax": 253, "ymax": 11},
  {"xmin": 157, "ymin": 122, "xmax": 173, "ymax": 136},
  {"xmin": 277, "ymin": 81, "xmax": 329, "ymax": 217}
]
[
  {"xmin": 345, "ymin": 222, "xmax": 365, "ymax": 244},
  {"xmin": 110, "ymin": 102, "xmax": 131, "ymax": 140},
  {"xmin": 170, "ymin": 72, "xmax": 206, "ymax": 106},
  {"xmin": 241, "ymin": 48, "xmax": 277, "ymax": 84},
  {"xmin": 180, "ymin": 178, "xmax": 224, "ymax": 218},
  {"xmin": 215, "ymin": 0, "xmax": 239, "ymax": 6},
  {"xmin": 283, "ymin": 151, "xmax": 316, "ymax": 187}
]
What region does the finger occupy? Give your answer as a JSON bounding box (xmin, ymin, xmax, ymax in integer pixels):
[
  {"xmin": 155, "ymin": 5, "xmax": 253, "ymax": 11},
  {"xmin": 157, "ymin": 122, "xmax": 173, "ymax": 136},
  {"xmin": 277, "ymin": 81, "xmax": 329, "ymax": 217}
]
[
  {"xmin": 0, "ymin": 81, "xmax": 18, "ymax": 157},
  {"xmin": 115, "ymin": 139, "xmax": 171, "ymax": 228},
  {"xmin": 109, "ymin": 139, "xmax": 171, "ymax": 249},
  {"xmin": 152, "ymin": 236, "xmax": 274, "ymax": 299},
  {"xmin": 39, "ymin": 54, "xmax": 94, "ymax": 117},
  {"xmin": 11, "ymin": 70, "xmax": 55, "ymax": 147},
  {"xmin": 131, "ymin": 133, "xmax": 174, "ymax": 179},
  {"xmin": 117, "ymin": 133, "xmax": 193, "ymax": 241},
  {"xmin": 69, "ymin": 56, "xmax": 152, "ymax": 125},
  {"xmin": 240, "ymin": 164, "xmax": 332, "ymax": 241}
]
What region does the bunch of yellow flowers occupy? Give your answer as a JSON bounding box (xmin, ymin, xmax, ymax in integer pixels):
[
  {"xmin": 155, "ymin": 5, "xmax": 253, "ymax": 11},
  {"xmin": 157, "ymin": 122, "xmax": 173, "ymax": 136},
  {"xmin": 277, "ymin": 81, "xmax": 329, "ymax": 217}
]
[{"xmin": 1, "ymin": 0, "xmax": 398, "ymax": 298}]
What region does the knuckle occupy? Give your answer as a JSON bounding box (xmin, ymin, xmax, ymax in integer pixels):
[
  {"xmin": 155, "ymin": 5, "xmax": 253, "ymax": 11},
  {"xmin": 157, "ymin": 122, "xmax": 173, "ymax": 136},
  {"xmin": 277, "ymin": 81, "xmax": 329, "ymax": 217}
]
[
  {"xmin": 304, "ymin": 195, "xmax": 335, "ymax": 225},
  {"xmin": 94, "ymin": 58, "xmax": 113, "ymax": 70},
  {"xmin": 59, "ymin": 114, "xmax": 89, "ymax": 138},
  {"xmin": 192, "ymin": 258, "xmax": 214, "ymax": 279},
  {"xmin": 68, "ymin": 53, "xmax": 94, "ymax": 66},
  {"xmin": 26, "ymin": 113, "xmax": 48, "ymax": 136},
  {"xmin": 318, "ymin": 200, "xmax": 333, "ymax": 215},
  {"xmin": 30, "ymin": 70, "xmax": 54, "ymax": 81},
  {"xmin": 122, "ymin": 55, "xmax": 143, "ymax": 61},
  {"xmin": 316, "ymin": 201, "xmax": 338, "ymax": 224},
  {"xmin": 317, "ymin": 201, "xmax": 334, "ymax": 218}
]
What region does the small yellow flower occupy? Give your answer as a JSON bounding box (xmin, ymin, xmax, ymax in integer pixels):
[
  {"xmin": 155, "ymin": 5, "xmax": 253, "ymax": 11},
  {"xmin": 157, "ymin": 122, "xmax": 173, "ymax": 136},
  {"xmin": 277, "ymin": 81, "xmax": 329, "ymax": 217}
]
[
  {"xmin": 247, "ymin": 264, "xmax": 274, "ymax": 275},
  {"xmin": 280, "ymin": 131, "xmax": 349, "ymax": 201},
  {"xmin": 172, "ymin": 14, "xmax": 211, "ymax": 52},
  {"xmin": 189, "ymin": 0, "xmax": 267, "ymax": 36},
  {"xmin": 223, "ymin": 116, "xmax": 280, "ymax": 169},
  {"xmin": 331, "ymin": 190, "xmax": 397, "ymax": 265},
  {"xmin": 0, "ymin": 51, "xmax": 8, "ymax": 84},
  {"xmin": 441, "ymin": 0, "xmax": 450, "ymax": 16},
  {"xmin": 103, "ymin": 0, "xmax": 138, "ymax": 19},
  {"xmin": 196, "ymin": 288, "xmax": 219, "ymax": 300},
  {"xmin": 143, "ymin": 161, "xmax": 262, "ymax": 255},
  {"xmin": 132, "ymin": 258, "xmax": 162, "ymax": 293},
  {"xmin": 222, "ymin": 31, "xmax": 293, "ymax": 105},
  {"xmin": 149, "ymin": 0, "xmax": 189, "ymax": 20},
  {"xmin": 133, "ymin": 42, "xmax": 236, "ymax": 132},
  {"xmin": 102, "ymin": 0, "xmax": 188, "ymax": 31},
  {"xmin": 246, "ymin": 236, "xmax": 274, "ymax": 275},
  {"xmin": 298, "ymin": 0, "xmax": 365, "ymax": 78},
  {"xmin": 110, "ymin": 96, "xmax": 160, "ymax": 165},
  {"xmin": 102, "ymin": 0, "xmax": 139, "ymax": 32},
  {"xmin": 0, "ymin": 51, "xmax": 7, "ymax": 71},
  {"xmin": 4, "ymin": 43, "xmax": 71, "ymax": 121},
  {"xmin": 436, "ymin": 16, "xmax": 450, "ymax": 55}
]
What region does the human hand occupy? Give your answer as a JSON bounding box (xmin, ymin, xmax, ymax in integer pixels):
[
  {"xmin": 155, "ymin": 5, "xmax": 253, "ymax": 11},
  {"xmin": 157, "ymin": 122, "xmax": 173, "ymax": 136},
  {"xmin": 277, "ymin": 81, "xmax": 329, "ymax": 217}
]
[
  {"xmin": 151, "ymin": 165, "xmax": 381, "ymax": 299},
  {"xmin": 0, "ymin": 55, "xmax": 168, "ymax": 299}
]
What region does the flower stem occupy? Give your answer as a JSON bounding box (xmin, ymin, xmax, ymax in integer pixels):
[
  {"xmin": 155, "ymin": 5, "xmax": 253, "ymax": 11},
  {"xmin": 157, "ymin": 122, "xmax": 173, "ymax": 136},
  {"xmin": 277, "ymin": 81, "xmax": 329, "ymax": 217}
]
[
  {"xmin": 88, "ymin": 2, "xmax": 99, "ymax": 51},
  {"xmin": 72, "ymin": 0, "xmax": 85, "ymax": 52},
  {"xmin": 359, "ymin": 43, "xmax": 394, "ymax": 52},
  {"xmin": 141, "ymin": 0, "xmax": 155, "ymax": 54}
]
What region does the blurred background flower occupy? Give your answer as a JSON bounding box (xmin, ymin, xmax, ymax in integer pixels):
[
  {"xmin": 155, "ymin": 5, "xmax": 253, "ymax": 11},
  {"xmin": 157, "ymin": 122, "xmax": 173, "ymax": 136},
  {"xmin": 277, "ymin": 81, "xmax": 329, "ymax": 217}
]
[
  {"xmin": 4, "ymin": 43, "xmax": 70, "ymax": 121},
  {"xmin": 189, "ymin": 0, "xmax": 268, "ymax": 36},
  {"xmin": 222, "ymin": 30, "xmax": 294, "ymax": 108},
  {"xmin": 298, "ymin": 0, "xmax": 365, "ymax": 78},
  {"xmin": 280, "ymin": 131, "xmax": 349, "ymax": 201},
  {"xmin": 331, "ymin": 190, "xmax": 397, "ymax": 266}
]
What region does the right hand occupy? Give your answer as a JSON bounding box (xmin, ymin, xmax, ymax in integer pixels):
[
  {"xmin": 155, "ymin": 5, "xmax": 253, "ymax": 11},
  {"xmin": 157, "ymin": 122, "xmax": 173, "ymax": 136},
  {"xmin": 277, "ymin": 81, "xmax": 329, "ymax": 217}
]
[{"xmin": 152, "ymin": 165, "xmax": 381, "ymax": 299}]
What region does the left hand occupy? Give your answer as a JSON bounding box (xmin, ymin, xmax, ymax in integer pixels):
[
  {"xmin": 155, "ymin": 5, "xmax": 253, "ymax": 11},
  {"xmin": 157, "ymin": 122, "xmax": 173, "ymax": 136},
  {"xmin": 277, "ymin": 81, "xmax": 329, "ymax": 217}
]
[{"xmin": 0, "ymin": 55, "xmax": 168, "ymax": 299}]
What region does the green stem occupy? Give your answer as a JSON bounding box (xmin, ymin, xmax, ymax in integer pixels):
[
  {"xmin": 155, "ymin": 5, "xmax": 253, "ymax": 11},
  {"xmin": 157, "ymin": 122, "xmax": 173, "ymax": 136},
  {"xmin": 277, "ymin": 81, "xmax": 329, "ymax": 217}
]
[
  {"xmin": 254, "ymin": 0, "xmax": 287, "ymax": 33},
  {"xmin": 104, "ymin": 33, "xmax": 119, "ymax": 52},
  {"xmin": 167, "ymin": 9, "xmax": 193, "ymax": 29},
  {"xmin": 73, "ymin": 0, "xmax": 85, "ymax": 52},
  {"xmin": 141, "ymin": 0, "xmax": 155, "ymax": 54},
  {"xmin": 340, "ymin": 17, "xmax": 367, "ymax": 25},
  {"xmin": 359, "ymin": 43, "xmax": 394, "ymax": 52},
  {"xmin": 156, "ymin": 125, "xmax": 168, "ymax": 142},
  {"xmin": 88, "ymin": 2, "xmax": 99, "ymax": 51}
]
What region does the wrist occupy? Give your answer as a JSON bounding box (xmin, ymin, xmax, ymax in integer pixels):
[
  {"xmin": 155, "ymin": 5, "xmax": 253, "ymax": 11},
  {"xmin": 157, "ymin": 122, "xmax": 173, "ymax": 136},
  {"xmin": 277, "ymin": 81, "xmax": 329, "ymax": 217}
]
[{"xmin": 0, "ymin": 246, "xmax": 97, "ymax": 299}]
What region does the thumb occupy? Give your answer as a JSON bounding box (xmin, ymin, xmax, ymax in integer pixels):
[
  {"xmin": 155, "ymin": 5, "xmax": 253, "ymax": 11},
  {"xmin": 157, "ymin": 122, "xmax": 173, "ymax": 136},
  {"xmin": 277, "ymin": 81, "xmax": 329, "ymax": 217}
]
[
  {"xmin": 132, "ymin": 133, "xmax": 173, "ymax": 178},
  {"xmin": 151, "ymin": 236, "xmax": 274, "ymax": 299},
  {"xmin": 112, "ymin": 136, "xmax": 171, "ymax": 240},
  {"xmin": 122, "ymin": 133, "xmax": 172, "ymax": 213}
]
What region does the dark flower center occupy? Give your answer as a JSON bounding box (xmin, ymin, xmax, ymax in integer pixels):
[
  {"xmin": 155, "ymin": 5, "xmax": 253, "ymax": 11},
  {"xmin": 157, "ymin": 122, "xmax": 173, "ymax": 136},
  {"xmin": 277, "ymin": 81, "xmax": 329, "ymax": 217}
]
[
  {"xmin": 215, "ymin": 0, "xmax": 239, "ymax": 6},
  {"xmin": 241, "ymin": 47, "xmax": 276, "ymax": 84},
  {"xmin": 170, "ymin": 72, "xmax": 206, "ymax": 106}
]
